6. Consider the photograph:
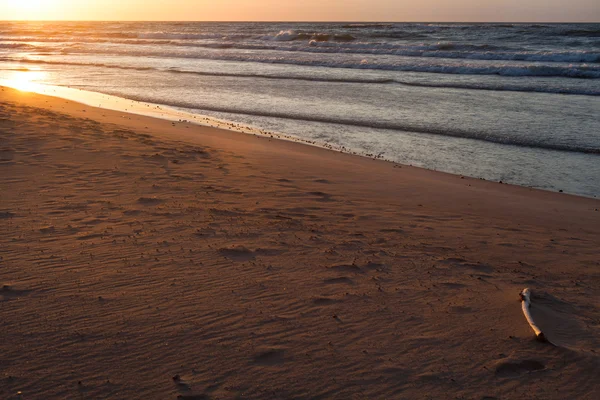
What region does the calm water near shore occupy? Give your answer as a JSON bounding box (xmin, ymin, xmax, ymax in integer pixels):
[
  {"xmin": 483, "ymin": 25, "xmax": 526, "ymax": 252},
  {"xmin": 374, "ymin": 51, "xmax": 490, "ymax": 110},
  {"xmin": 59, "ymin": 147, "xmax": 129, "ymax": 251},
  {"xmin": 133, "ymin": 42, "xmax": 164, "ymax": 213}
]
[{"xmin": 1, "ymin": 22, "xmax": 599, "ymax": 197}]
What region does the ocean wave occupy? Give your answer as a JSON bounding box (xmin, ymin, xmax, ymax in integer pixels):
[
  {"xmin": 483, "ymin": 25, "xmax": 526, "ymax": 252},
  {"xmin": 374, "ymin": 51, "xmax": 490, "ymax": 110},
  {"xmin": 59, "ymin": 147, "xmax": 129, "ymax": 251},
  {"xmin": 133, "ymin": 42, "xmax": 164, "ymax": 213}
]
[
  {"xmin": 163, "ymin": 67, "xmax": 600, "ymax": 95},
  {"xmin": 117, "ymin": 50, "xmax": 600, "ymax": 79},
  {"xmin": 6, "ymin": 50, "xmax": 600, "ymax": 80},
  {"xmin": 99, "ymin": 32, "xmax": 233, "ymax": 40},
  {"xmin": 356, "ymin": 62, "xmax": 600, "ymax": 79},
  {"xmin": 4, "ymin": 57, "xmax": 599, "ymax": 96},
  {"xmin": 368, "ymin": 32, "xmax": 430, "ymax": 40},
  {"xmin": 166, "ymin": 69, "xmax": 600, "ymax": 95},
  {"xmin": 7, "ymin": 35, "xmax": 598, "ymax": 65},
  {"xmin": 0, "ymin": 32, "xmax": 251, "ymax": 41},
  {"xmin": 0, "ymin": 42, "xmax": 36, "ymax": 49},
  {"xmin": 1, "ymin": 57, "xmax": 155, "ymax": 72},
  {"xmin": 91, "ymin": 93, "xmax": 600, "ymax": 155},
  {"xmin": 395, "ymin": 80, "xmax": 600, "ymax": 96},
  {"xmin": 2, "ymin": 22, "xmax": 599, "ymax": 42},
  {"xmin": 136, "ymin": 32, "xmax": 251, "ymax": 40},
  {"xmin": 296, "ymin": 42, "xmax": 600, "ymax": 63},
  {"xmin": 168, "ymin": 109, "xmax": 600, "ymax": 154},
  {"xmin": 341, "ymin": 23, "xmax": 395, "ymax": 29},
  {"xmin": 433, "ymin": 43, "xmax": 505, "ymax": 51},
  {"xmin": 303, "ymin": 43, "xmax": 597, "ymax": 64},
  {"xmin": 560, "ymin": 28, "xmax": 600, "ymax": 38},
  {"xmin": 0, "ymin": 57, "xmax": 391, "ymax": 82},
  {"xmin": 265, "ymin": 30, "xmax": 356, "ymax": 42},
  {"xmin": 166, "ymin": 68, "xmax": 395, "ymax": 84},
  {"xmin": 0, "ymin": 36, "xmax": 191, "ymax": 46},
  {"xmin": 420, "ymin": 49, "xmax": 600, "ymax": 63}
]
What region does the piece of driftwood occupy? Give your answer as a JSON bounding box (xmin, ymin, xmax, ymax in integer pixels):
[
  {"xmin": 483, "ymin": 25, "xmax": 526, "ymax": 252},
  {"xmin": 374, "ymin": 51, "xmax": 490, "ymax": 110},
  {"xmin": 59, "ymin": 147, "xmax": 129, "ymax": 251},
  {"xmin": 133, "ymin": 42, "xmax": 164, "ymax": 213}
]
[{"xmin": 519, "ymin": 288, "xmax": 548, "ymax": 342}]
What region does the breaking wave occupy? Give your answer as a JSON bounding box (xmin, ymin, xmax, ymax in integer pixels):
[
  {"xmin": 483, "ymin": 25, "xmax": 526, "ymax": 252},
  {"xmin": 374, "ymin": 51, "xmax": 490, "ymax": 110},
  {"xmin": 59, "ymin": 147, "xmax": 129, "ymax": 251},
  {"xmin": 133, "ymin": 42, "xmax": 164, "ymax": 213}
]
[
  {"xmin": 79, "ymin": 91, "xmax": 600, "ymax": 155},
  {"xmin": 6, "ymin": 55, "xmax": 600, "ymax": 83},
  {"xmin": 266, "ymin": 30, "xmax": 356, "ymax": 42}
]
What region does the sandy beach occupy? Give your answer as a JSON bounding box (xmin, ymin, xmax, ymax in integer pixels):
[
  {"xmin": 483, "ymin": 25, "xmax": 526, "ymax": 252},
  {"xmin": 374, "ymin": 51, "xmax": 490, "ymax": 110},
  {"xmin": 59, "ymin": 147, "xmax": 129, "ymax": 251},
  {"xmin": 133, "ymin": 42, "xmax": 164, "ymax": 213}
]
[{"xmin": 1, "ymin": 86, "xmax": 599, "ymax": 399}]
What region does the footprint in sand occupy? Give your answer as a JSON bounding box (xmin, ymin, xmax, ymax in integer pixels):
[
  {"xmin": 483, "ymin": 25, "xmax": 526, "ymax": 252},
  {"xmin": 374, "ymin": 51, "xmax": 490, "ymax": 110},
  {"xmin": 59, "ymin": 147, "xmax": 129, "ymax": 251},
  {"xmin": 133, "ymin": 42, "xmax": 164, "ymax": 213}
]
[
  {"xmin": 218, "ymin": 246, "xmax": 255, "ymax": 262},
  {"xmin": 39, "ymin": 225, "xmax": 56, "ymax": 234},
  {"xmin": 312, "ymin": 296, "xmax": 339, "ymax": 305},
  {"xmin": 438, "ymin": 257, "xmax": 494, "ymax": 274},
  {"xmin": 137, "ymin": 196, "xmax": 163, "ymax": 205},
  {"xmin": 0, "ymin": 147, "xmax": 15, "ymax": 162},
  {"xmin": 327, "ymin": 264, "xmax": 364, "ymax": 274},
  {"xmin": 307, "ymin": 191, "xmax": 334, "ymax": 202},
  {"xmin": 494, "ymin": 358, "xmax": 545, "ymax": 377},
  {"xmin": 252, "ymin": 348, "xmax": 287, "ymax": 366},
  {"xmin": 323, "ymin": 277, "xmax": 355, "ymax": 285},
  {"xmin": 380, "ymin": 228, "xmax": 404, "ymax": 234},
  {"xmin": 0, "ymin": 211, "xmax": 15, "ymax": 219},
  {"xmin": 0, "ymin": 285, "xmax": 32, "ymax": 301}
]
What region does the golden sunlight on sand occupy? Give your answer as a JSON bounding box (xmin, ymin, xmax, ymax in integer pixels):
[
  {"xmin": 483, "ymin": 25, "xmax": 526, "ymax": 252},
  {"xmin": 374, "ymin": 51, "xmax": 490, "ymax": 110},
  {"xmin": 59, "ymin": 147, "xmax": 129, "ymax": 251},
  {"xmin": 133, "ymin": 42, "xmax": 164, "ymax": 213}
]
[{"xmin": 1, "ymin": 85, "xmax": 600, "ymax": 399}]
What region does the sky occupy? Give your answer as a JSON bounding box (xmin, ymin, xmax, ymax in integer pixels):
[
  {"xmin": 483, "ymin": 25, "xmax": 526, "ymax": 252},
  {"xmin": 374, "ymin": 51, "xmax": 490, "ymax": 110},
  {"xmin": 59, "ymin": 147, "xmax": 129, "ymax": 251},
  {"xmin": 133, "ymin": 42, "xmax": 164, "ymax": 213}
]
[{"xmin": 1, "ymin": 0, "xmax": 599, "ymax": 22}]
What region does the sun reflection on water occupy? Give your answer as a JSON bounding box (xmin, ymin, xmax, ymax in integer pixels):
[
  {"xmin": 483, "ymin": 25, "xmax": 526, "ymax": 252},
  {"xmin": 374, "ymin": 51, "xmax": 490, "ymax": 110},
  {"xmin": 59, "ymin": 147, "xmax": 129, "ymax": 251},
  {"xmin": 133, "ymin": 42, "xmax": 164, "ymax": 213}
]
[{"xmin": 3, "ymin": 70, "xmax": 47, "ymax": 92}]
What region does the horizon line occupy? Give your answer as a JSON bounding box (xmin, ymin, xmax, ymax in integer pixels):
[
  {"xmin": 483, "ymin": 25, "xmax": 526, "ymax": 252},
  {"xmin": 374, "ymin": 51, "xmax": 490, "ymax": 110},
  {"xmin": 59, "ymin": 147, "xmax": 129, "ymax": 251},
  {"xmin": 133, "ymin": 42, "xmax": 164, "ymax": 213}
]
[{"xmin": 1, "ymin": 20, "xmax": 599, "ymax": 24}]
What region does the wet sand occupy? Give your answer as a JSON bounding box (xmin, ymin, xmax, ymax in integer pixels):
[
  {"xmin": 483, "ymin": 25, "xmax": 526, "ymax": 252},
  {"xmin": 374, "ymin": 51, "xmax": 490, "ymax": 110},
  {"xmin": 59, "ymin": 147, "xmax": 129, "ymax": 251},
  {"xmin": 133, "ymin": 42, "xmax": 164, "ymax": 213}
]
[{"xmin": 1, "ymin": 86, "xmax": 599, "ymax": 399}]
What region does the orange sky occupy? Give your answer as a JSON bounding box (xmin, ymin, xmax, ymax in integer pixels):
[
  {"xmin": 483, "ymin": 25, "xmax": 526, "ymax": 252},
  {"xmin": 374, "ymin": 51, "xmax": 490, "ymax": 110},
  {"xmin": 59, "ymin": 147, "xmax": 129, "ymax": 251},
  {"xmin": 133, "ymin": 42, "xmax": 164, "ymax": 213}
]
[{"xmin": 1, "ymin": 0, "xmax": 599, "ymax": 22}]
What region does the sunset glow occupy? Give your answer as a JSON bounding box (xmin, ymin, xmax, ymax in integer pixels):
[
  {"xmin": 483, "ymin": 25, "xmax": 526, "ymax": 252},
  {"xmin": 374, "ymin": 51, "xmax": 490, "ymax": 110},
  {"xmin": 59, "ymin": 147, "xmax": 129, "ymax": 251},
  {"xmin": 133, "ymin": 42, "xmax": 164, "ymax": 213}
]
[
  {"xmin": 0, "ymin": 0, "xmax": 599, "ymax": 22},
  {"xmin": 5, "ymin": 0, "xmax": 63, "ymax": 19},
  {"xmin": 2, "ymin": 70, "xmax": 47, "ymax": 92},
  {"xmin": 8, "ymin": 0, "xmax": 43, "ymax": 11}
]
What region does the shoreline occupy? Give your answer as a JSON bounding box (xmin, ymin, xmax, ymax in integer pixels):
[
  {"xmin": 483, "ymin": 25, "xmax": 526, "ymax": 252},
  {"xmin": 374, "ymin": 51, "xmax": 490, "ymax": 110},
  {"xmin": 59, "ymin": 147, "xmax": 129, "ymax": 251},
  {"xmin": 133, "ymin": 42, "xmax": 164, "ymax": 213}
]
[
  {"xmin": 1, "ymin": 85, "xmax": 600, "ymax": 399},
  {"xmin": 0, "ymin": 79, "xmax": 392, "ymax": 159},
  {"xmin": 1, "ymin": 83, "xmax": 598, "ymax": 201},
  {"xmin": 1, "ymin": 80, "xmax": 597, "ymax": 199},
  {"xmin": 2, "ymin": 84, "xmax": 599, "ymax": 215}
]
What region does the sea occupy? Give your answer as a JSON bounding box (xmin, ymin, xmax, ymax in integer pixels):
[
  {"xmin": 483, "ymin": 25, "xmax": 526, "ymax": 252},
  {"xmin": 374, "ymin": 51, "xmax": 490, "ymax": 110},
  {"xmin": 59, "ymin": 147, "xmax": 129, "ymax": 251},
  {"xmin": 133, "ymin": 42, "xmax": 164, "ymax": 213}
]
[{"xmin": 1, "ymin": 21, "xmax": 599, "ymax": 197}]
